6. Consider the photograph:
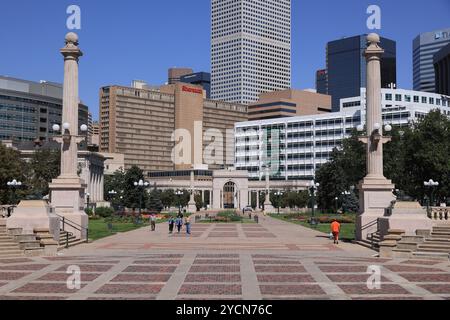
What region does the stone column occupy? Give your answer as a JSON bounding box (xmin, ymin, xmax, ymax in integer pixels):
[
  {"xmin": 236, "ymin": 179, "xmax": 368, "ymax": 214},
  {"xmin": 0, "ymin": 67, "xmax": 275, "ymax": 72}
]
[
  {"xmin": 264, "ymin": 167, "xmax": 274, "ymax": 212},
  {"xmin": 49, "ymin": 33, "xmax": 88, "ymax": 240},
  {"xmin": 356, "ymin": 33, "xmax": 395, "ymax": 242},
  {"xmin": 188, "ymin": 171, "xmax": 197, "ymax": 212},
  {"xmin": 256, "ymin": 191, "xmax": 260, "ymax": 209}
]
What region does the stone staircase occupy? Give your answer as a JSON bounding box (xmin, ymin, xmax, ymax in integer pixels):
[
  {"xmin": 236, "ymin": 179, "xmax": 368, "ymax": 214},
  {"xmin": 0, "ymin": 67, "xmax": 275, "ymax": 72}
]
[
  {"xmin": 381, "ymin": 225, "xmax": 450, "ymax": 260},
  {"xmin": 413, "ymin": 225, "xmax": 450, "ymax": 260},
  {"xmin": 58, "ymin": 230, "xmax": 86, "ymax": 250},
  {"xmin": 355, "ymin": 231, "xmax": 382, "ymax": 251},
  {"xmin": 0, "ymin": 218, "xmax": 24, "ymax": 258}
]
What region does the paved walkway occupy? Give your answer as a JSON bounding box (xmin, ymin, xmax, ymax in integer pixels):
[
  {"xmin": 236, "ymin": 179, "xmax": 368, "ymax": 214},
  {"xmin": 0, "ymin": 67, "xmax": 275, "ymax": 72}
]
[{"xmin": 0, "ymin": 216, "xmax": 449, "ymax": 300}]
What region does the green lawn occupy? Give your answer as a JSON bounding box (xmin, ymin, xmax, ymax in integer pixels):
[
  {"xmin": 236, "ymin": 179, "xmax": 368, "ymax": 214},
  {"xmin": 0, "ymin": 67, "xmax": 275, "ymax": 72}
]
[
  {"xmin": 270, "ymin": 214, "xmax": 356, "ymax": 241},
  {"xmin": 88, "ymin": 218, "xmax": 150, "ymax": 241}
]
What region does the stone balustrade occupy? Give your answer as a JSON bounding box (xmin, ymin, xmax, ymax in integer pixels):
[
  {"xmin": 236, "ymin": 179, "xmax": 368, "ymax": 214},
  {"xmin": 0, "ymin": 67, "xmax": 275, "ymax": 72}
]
[{"xmin": 428, "ymin": 207, "xmax": 449, "ymax": 221}]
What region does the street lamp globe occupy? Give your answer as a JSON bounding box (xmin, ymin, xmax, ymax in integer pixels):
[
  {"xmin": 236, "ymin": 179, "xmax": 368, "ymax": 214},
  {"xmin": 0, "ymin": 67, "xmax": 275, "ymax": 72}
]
[
  {"xmin": 373, "ymin": 123, "xmax": 381, "ymax": 131},
  {"xmin": 52, "ymin": 124, "xmax": 61, "ymax": 132},
  {"xmin": 62, "ymin": 122, "xmax": 70, "ymax": 130},
  {"xmin": 384, "ymin": 124, "xmax": 392, "ymax": 132},
  {"xmin": 80, "ymin": 124, "xmax": 88, "ymax": 132}
]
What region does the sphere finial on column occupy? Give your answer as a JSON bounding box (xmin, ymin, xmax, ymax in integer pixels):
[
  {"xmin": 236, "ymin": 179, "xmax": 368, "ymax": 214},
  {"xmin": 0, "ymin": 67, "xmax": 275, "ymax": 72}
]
[{"xmin": 65, "ymin": 32, "xmax": 79, "ymax": 45}]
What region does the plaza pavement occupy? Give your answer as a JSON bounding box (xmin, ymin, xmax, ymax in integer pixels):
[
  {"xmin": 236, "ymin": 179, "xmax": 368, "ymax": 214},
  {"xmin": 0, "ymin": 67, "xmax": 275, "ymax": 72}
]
[{"xmin": 0, "ymin": 215, "xmax": 449, "ymax": 300}]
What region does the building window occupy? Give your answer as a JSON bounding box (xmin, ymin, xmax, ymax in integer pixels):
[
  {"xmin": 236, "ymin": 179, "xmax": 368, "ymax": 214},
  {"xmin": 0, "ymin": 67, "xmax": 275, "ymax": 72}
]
[
  {"xmin": 429, "ymin": 98, "xmax": 434, "ymax": 104},
  {"xmin": 405, "ymin": 95, "xmax": 411, "ymax": 102},
  {"xmin": 385, "ymin": 94, "xmax": 392, "ymax": 101},
  {"xmin": 395, "ymin": 94, "xmax": 402, "ymax": 102},
  {"xmin": 413, "ymin": 96, "xmax": 419, "ymax": 103},
  {"xmin": 421, "ymin": 97, "xmax": 427, "ymax": 103}
]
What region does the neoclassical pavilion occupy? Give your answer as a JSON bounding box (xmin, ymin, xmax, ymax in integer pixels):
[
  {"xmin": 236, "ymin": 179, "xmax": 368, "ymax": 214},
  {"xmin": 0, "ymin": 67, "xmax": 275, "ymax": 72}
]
[{"xmin": 148, "ymin": 168, "xmax": 309, "ymax": 210}]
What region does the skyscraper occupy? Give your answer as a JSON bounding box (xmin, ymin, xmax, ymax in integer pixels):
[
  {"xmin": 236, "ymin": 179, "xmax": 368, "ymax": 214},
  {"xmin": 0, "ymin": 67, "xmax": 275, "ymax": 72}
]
[
  {"xmin": 316, "ymin": 69, "xmax": 328, "ymax": 95},
  {"xmin": 413, "ymin": 28, "xmax": 450, "ymax": 93},
  {"xmin": 211, "ymin": 0, "xmax": 291, "ymax": 105},
  {"xmin": 326, "ymin": 35, "xmax": 397, "ymax": 111}
]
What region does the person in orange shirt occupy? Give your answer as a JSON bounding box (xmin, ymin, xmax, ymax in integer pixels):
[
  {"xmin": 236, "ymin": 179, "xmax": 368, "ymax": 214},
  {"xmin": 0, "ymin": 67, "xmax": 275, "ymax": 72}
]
[{"xmin": 330, "ymin": 219, "xmax": 341, "ymax": 245}]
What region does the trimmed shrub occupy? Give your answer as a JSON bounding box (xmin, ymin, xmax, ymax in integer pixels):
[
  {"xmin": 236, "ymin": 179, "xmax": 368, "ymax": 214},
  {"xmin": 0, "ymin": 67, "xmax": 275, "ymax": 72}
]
[{"xmin": 95, "ymin": 207, "xmax": 115, "ymax": 218}]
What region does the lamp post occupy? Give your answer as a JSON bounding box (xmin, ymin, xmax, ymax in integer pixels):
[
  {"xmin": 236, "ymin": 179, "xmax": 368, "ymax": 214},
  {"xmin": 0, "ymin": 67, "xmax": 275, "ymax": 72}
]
[
  {"xmin": 334, "ymin": 197, "xmax": 339, "ymax": 214},
  {"xmin": 86, "ymin": 192, "xmax": 90, "ymax": 210},
  {"xmin": 133, "ymin": 180, "xmax": 149, "ymax": 219},
  {"xmin": 309, "ymin": 181, "xmax": 320, "ymax": 225},
  {"xmin": 424, "ymin": 179, "xmax": 439, "ymax": 214},
  {"xmin": 108, "ymin": 190, "xmax": 118, "ymax": 211},
  {"xmin": 6, "ymin": 180, "xmax": 22, "ymax": 213},
  {"xmin": 175, "ymin": 190, "xmax": 184, "ymax": 217},
  {"xmin": 274, "ymin": 191, "xmax": 284, "ymax": 215}
]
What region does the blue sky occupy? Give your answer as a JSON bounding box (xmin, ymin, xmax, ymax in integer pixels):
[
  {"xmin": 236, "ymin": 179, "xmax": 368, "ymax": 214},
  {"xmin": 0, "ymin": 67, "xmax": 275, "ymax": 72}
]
[{"xmin": 0, "ymin": 0, "xmax": 449, "ymax": 120}]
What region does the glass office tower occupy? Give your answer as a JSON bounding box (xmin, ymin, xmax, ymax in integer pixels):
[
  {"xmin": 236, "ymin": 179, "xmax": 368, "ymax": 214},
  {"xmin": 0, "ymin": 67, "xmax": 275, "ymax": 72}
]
[{"xmin": 326, "ymin": 35, "xmax": 397, "ymax": 111}]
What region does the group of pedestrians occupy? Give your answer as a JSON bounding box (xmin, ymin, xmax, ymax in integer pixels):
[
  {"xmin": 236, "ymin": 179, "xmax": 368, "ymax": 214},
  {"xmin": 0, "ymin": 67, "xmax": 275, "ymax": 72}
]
[{"xmin": 168, "ymin": 214, "xmax": 191, "ymax": 235}]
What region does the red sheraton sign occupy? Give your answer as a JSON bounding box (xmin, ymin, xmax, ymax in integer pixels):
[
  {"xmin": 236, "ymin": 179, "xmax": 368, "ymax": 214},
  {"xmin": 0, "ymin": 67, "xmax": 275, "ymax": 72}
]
[{"xmin": 182, "ymin": 85, "xmax": 203, "ymax": 95}]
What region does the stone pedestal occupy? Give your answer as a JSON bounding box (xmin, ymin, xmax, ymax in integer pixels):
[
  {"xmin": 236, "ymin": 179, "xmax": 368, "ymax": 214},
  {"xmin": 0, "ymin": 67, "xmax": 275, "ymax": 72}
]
[
  {"xmin": 188, "ymin": 194, "xmax": 197, "ymax": 213},
  {"xmin": 7, "ymin": 200, "xmax": 60, "ymax": 241},
  {"xmin": 50, "ymin": 177, "xmax": 88, "ymax": 240},
  {"xmin": 378, "ymin": 201, "xmax": 434, "ymax": 237},
  {"xmin": 356, "ymin": 177, "xmax": 396, "ymax": 241}
]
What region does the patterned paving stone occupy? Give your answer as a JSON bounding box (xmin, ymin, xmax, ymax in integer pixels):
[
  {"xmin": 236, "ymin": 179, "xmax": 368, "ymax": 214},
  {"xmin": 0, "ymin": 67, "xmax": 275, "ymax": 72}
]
[
  {"xmin": 1, "ymin": 264, "xmax": 49, "ymax": 271},
  {"xmin": 338, "ymin": 284, "xmax": 410, "ymax": 295},
  {"xmin": 193, "ymin": 259, "xmax": 240, "ymax": 265},
  {"xmin": 135, "ymin": 254, "xmax": 184, "ymax": 259},
  {"xmin": 257, "ymin": 274, "xmax": 315, "ymax": 283},
  {"xmin": 255, "ymin": 266, "xmax": 306, "ymax": 273},
  {"xmin": 196, "ymin": 254, "xmax": 239, "ymax": 258},
  {"xmin": 87, "ymin": 296, "xmax": 156, "ymax": 300},
  {"xmin": 111, "ymin": 274, "xmax": 172, "ymax": 283},
  {"xmin": 0, "ymin": 272, "xmax": 30, "ymax": 281},
  {"xmin": 95, "ymin": 284, "xmax": 164, "ymax": 294},
  {"xmin": 189, "ymin": 265, "xmax": 240, "ymax": 273},
  {"xmin": 184, "ymin": 274, "xmax": 241, "ymax": 283},
  {"xmin": 260, "ymin": 285, "xmax": 325, "ymax": 295},
  {"xmin": 352, "ymin": 297, "xmax": 423, "ymax": 300},
  {"xmin": 132, "ymin": 260, "xmax": 181, "ymax": 265},
  {"xmin": 13, "ymin": 283, "xmax": 87, "ymax": 294},
  {"xmin": 326, "ymin": 274, "xmax": 392, "ymax": 283},
  {"xmin": 418, "ymin": 284, "xmax": 450, "ymax": 294},
  {"xmin": 253, "ymin": 260, "xmax": 302, "ymax": 265},
  {"xmin": 36, "ymin": 273, "xmax": 101, "ymax": 282},
  {"xmin": 56, "ymin": 264, "xmax": 113, "ymax": 272},
  {"xmin": 0, "ymin": 296, "xmax": 67, "ymax": 300},
  {"xmin": 208, "ymin": 233, "xmax": 239, "ymax": 237},
  {"xmin": 384, "ymin": 265, "xmax": 443, "ymax": 273},
  {"xmin": 400, "ymin": 273, "xmax": 450, "ymax": 282},
  {"xmin": 179, "ymin": 284, "xmax": 242, "ymax": 295},
  {"xmin": 319, "ymin": 266, "xmax": 369, "ymax": 273},
  {"xmin": 0, "ymin": 258, "xmax": 34, "ymax": 264},
  {"xmin": 123, "ymin": 266, "xmax": 177, "ymax": 273},
  {"xmin": 252, "ymin": 255, "xmax": 297, "ymax": 259},
  {"xmin": 400, "ymin": 260, "xmax": 442, "ymax": 266},
  {"xmin": 245, "ymin": 233, "xmax": 277, "ymax": 238}
]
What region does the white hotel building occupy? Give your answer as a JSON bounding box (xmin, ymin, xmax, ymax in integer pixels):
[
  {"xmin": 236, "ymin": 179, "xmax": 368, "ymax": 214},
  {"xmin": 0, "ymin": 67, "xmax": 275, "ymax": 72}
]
[
  {"xmin": 211, "ymin": 0, "xmax": 291, "ymax": 105},
  {"xmin": 235, "ymin": 88, "xmax": 450, "ymax": 181}
]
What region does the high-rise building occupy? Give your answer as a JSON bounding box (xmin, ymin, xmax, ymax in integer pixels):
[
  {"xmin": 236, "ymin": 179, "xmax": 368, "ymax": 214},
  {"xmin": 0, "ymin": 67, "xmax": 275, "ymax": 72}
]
[
  {"xmin": 211, "ymin": 0, "xmax": 291, "ymax": 105},
  {"xmin": 99, "ymin": 82, "xmax": 248, "ymax": 174},
  {"xmin": 248, "ymin": 89, "xmax": 331, "ymax": 121},
  {"xmin": 413, "ymin": 28, "xmax": 450, "ymax": 93},
  {"xmin": 235, "ymin": 88, "xmax": 450, "ymax": 181},
  {"xmin": 316, "ymin": 69, "xmax": 328, "ymax": 95},
  {"xmin": 434, "ymin": 43, "xmax": 450, "ymax": 96},
  {"xmin": 168, "ymin": 68, "xmax": 194, "ymax": 84},
  {"xmin": 326, "ymin": 35, "xmax": 397, "ymax": 111},
  {"xmin": 0, "ymin": 76, "xmax": 89, "ymax": 142},
  {"xmin": 180, "ymin": 72, "xmax": 211, "ymax": 98}
]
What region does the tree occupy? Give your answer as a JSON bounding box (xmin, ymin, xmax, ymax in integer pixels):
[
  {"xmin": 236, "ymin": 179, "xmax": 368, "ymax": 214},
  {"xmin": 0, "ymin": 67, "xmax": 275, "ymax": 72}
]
[
  {"xmin": 104, "ymin": 169, "xmax": 125, "ymax": 209},
  {"xmin": 194, "ymin": 193, "xmax": 203, "ymax": 211},
  {"xmin": 160, "ymin": 189, "xmax": 175, "ymax": 209},
  {"xmin": 147, "ymin": 184, "xmax": 163, "ymax": 213},
  {"xmin": 0, "ymin": 144, "xmax": 28, "ymax": 205},
  {"xmin": 123, "ymin": 165, "xmax": 147, "ymax": 210},
  {"xmin": 342, "ymin": 191, "xmax": 359, "ymax": 213},
  {"xmin": 28, "ymin": 149, "xmax": 60, "ymax": 197},
  {"xmin": 400, "ymin": 110, "xmax": 450, "ymax": 203}
]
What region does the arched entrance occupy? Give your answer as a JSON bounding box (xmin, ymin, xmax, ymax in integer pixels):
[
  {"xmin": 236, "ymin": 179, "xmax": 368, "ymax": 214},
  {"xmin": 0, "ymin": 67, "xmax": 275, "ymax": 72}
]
[{"xmin": 223, "ymin": 181, "xmax": 236, "ymax": 209}]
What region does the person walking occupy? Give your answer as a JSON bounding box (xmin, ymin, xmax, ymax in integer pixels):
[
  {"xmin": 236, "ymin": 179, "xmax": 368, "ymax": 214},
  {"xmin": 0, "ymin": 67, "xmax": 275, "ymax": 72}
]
[
  {"xmin": 168, "ymin": 216, "xmax": 175, "ymax": 234},
  {"xmin": 150, "ymin": 214, "xmax": 156, "ymax": 231},
  {"xmin": 175, "ymin": 216, "xmax": 183, "ymax": 234},
  {"xmin": 185, "ymin": 216, "xmax": 191, "ymax": 235},
  {"xmin": 331, "ymin": 219, "xmax": 341, "ymax": 245}
]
